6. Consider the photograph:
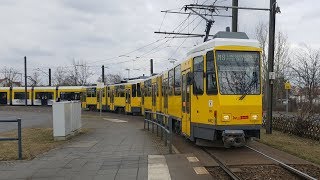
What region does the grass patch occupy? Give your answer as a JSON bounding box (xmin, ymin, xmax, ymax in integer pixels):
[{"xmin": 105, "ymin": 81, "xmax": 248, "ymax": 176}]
[
  {"xmin": 0, "ymin": 128, "xmax": 89, "ymax": 161},
  {"xmin": 259, "ymin": 128, "xmax": 320, "ymax": 165}
]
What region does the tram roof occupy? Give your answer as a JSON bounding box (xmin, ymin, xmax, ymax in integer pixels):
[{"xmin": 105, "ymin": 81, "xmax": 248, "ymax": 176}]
[{"xmin": 187, "ymin": 31, "xmax": 260, "ymax": 57}]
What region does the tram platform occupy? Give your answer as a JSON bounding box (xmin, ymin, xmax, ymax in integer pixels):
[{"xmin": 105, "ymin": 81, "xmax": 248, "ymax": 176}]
[{"xmin": 0, "ymin": 112, "xmax": 214, "ymax": 180}]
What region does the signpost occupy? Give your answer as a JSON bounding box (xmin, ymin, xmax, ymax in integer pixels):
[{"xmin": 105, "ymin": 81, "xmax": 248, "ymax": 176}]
[
  {"xmin": 285, "ymin": 82, "xmax": 291, "ymax": 113},
  {"xmin": 97, "ymin": 82, "xmax": 104, "ymax": 117}
]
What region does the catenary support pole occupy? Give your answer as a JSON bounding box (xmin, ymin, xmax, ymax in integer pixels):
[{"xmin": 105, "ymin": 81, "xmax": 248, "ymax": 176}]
[
  {"xmin": 232, "ymin": 0, "xmax": 238, "ymax": 32},
  {"xmin": 150, "ymin": 59, "xmax": 153, "ymax": 76},
  {"xmin": 102, "ymin": 65, "xmax": 105, "ymax": 83},
  {"xmin": 286, "ymin": 89, "xmax": 289, "ymax": 113},
  {"xmin": 24, "ymin": 56, "xmax": 27, "ymax": 106},
  {"xmin": 49, "ymin": 68, "xmax": 51, "ymax": 86},
  {"xmin": 266, "ymin": 0, "xmax": 277, "ymax": 134}
]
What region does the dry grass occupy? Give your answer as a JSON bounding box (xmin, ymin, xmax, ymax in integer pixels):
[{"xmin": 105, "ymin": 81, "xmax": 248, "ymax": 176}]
[
  {"xmin": 259, "ymin": 129, "xmax": 320, "ymax": 165},
  {"xmin": 0, "ymin": 128, "xmax": 88, "ymax": 161}
]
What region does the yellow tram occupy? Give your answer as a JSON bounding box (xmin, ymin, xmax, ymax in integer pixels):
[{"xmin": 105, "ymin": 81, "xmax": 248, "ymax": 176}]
[{"xmin": 1, "ymin": 31, "xmax": 262, "ymax": 147}]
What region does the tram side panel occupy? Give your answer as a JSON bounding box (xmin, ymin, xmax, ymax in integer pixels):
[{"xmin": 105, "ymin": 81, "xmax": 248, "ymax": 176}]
[{"xmin": 12, "ymin": 87, "xmax": 32, "ymax": 105}]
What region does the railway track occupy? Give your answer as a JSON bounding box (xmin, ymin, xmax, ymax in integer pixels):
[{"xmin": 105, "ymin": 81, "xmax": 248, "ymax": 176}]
[{"xmin": 203, "ymin": 146, "xmax": 318, "ymax": 180}]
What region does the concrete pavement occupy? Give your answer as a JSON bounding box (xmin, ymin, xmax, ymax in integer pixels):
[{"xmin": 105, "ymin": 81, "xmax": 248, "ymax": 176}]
[{"xmin": 0, "ymin": 111, "xmax": 214, "ymax": 180}]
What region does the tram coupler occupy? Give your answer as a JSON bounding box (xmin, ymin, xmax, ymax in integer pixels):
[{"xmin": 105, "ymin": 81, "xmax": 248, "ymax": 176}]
[{"xmin": 222, "ymin": 130, "xmax": 245, "ymax": 148}]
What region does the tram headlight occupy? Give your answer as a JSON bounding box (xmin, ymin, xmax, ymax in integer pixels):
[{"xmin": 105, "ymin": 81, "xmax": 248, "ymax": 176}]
[
  {"xmin": 222, "ymin": 114, "xmax": 231, "ymax": 121},
  {"xmin": 251, "ymin": 114, "xmax": 259, "ymax": 121}
]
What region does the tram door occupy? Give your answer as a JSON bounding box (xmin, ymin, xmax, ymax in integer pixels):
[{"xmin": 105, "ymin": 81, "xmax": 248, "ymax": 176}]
[
  {"xmin": 152, "ymin": 83, "xmax": 156, "ymax": 113},
  {"xmin": 110, "ymin": 90, "xmax": 114, "ymax": 111},
  {"xmin": 181, "ymin": 70, "xmax": 191, "ymax": 137},
  {"xmin": 163, "ymin": 79, "xmax": 168, "ymax": 114},
  {"xmin": 125, "ymin": 89, "xmax": 131, "ymax": 113},
  {"xmin": 0, "ymin": 92, "xmax": 7, "ymax": 105}
]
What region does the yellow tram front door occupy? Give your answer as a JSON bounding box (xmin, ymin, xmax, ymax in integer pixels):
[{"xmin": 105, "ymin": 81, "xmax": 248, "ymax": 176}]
[
  {"xmin": 181, "ymin": 70, "xmax": 191, "ymax": 137},
  {"xmin": 125, "ymin": 89, "xmax": 131, "ymax": 113}
]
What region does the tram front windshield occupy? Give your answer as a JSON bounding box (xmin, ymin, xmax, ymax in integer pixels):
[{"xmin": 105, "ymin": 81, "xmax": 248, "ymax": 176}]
[{"xmin": 216, "ymin": 51, "xmax": 260, "ymax": 95}]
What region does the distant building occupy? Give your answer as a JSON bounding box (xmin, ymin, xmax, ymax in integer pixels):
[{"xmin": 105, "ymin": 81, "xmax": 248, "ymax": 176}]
[{"xmin": 0, "ymin": 78, "xmax": 21, "ymax": 87}]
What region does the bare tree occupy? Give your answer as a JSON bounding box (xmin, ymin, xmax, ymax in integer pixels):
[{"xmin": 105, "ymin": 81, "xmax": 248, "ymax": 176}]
[
  {"xmin": 67, "ymin": 59, "xmax": 93, "ymax": 86},
  {"xmin": 255, "ymin": 22, "xmax": 268, "ymax": 80},
  {"xmin": 291, "ymin": 45, "xmax": 320, "ymax": 112},
  {"xmin": 28, "ymin": 71, "xmax": 41, "ymax": 86},
  {"xmin": 98, "ymin": 73, "xmax": 123, "ymax": 84},
  {"xmin": 255, "ymin": 22, "xmax": 290, "ymax": 108},
  {"xmin": 53, "ymin": 60, "xmax": 93, "ymax": 86},
  {"xmin": 274, "ymin": 31, "xmax": 290, "ymax": 103},
  {"xmin": 53, "ymin": 66, "xmax": 68, "ymax": 86},
  {"xmin": 0, "ymin": 67, "xmax": 20, "ymax": 86}
]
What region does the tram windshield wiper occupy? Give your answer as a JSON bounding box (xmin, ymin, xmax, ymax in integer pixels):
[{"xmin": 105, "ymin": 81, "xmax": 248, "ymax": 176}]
[{"xmin": 239, "ymin": 78, "xmax": 257, "ymax": 100}]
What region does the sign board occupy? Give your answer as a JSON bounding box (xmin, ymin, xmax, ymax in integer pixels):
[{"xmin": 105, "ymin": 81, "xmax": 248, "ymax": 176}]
[
  {"xmin": 97, "ymin": 82, "xmax": 104, "ymax": 88},
  {"xmin": 285, "ymin": 82, "xmax": 291, "ymax": 90}
]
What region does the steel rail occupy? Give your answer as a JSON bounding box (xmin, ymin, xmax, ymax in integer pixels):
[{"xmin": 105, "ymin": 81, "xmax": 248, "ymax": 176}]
[
  {"xmin": 246, "ymin": 145, "xmax": 317, "ymax": 180},
  {"xmin": 202, "ymin": 148, "xmax": 241, "ymax": 180}
]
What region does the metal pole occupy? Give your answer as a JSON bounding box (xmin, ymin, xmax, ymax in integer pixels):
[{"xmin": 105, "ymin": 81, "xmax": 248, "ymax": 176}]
[
  {"xmin": 150, "ymin": 59, "xmax": 153, "ymax": 76},
  {"xmin": 99, "ymin": 89, "xmax": 102, "ymax": 117},
  {"xmin": 17, "ymin": 118, "xmax": 22, "ymax": 160},
  {"xmin": 266, "ymin": 0, "xmax": 276, "ymax": 134},
  {"xmin": 232, "ymin": 0, "xmax": 238, "ymax": 32},
  {"xmin": 286, "ymin": 89, "xmax": 289, "ymax": 113},
  {"xmin": 48, "ymin": 68, "xmax": 51, "ymax": 86},
  {"xmin": 24, "ymin": 56, "xmax": 27, "ymax": 106},
  {"xmin": 102, "ymin": 65, "xmax": 105, "ymax": 83}
]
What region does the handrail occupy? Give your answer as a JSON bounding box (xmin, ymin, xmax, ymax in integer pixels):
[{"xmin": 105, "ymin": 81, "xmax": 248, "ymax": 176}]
[
  {"xmin": 0, "ymin": 119, "xmax": 22, "ymax": 160},
  {"xmin": 144, "ymin": 111, "xmax": 173, "ymax": 154}
]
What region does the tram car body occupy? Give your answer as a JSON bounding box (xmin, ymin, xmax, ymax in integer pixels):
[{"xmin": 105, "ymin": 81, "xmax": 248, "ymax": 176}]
[
  {"xmin": 107, "ymin": 81, "xmax": 142, "ymax": 114},
  {"xmin": 168, "ymin": 32, "xmax": 262, "ymax": 147}
]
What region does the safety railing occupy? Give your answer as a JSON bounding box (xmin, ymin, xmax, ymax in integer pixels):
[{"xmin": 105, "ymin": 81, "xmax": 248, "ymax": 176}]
[
  {"xmin": 144, "ymin": 111, "xmax": 173, "ymax": 154},
  {"xmin": 0, "ymin": 119, "xmax": 22, "ymax": 160}
]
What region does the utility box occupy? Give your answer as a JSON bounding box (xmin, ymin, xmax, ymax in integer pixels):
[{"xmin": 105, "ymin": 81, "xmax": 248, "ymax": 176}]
[{"xmin": 52, "ymin": 101, "xmax": 82, "ymax": 140}]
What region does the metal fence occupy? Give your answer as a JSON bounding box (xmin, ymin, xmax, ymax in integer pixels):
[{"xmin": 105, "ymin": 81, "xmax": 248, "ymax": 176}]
[
  {"xmin": 143, "ymin": 111, "xmax": 173, "ymax": 154},
  {"xmin": 263, "ymin": 115, "xmax": 320, "ymax": 141},
  {"xmin": 0, "ymin": 119, "xmax": 22, "ymax": 160}
]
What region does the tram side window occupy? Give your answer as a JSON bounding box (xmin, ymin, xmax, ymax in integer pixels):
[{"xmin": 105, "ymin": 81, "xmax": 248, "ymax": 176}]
[
  {"xmin": 206, "ymin": 51, "xmax": 218, "ymax": 94},
  {"xmin": 119, "ymin": 86, "xmax": 125, "ymax": 97},
  {"xmin": 168, "ymin": 69, "xmax": 174, "ymax": 96},
  {"xmin": 132, "ymin": 84, "xmax": 137, "ymax": 97},
  {"xmin": 174, "ymin": 65, "xmax": 181, "ymax": 95},
  {"xmin": 162, "ymin": 78, "xmax": 168, "ymax": 96},
  {"xmin": 137, "ymin": 83, "xmax": 141, "ymax": 97},
  {"xmin": 193, "ymin": 56, "xmax": 204, "ymax": 95},
  {"xmin": 87, "ymin": 88, "xmax": 96, "ymax": 97},
  {"xmin": 14, "ymin": 92, "xmax": 29, "ymax": 99}
]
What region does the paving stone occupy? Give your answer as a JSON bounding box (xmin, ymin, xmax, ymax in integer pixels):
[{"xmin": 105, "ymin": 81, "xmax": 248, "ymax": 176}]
[{"xmin": 0, "ymin": 112, "xmax": 170, "ymax": 179}]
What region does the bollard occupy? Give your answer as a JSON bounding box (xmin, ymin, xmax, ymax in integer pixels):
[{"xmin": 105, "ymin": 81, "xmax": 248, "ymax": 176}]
[{"xmin": 17, "ymin": 119, "xmax": 22, "ymax": 160}]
